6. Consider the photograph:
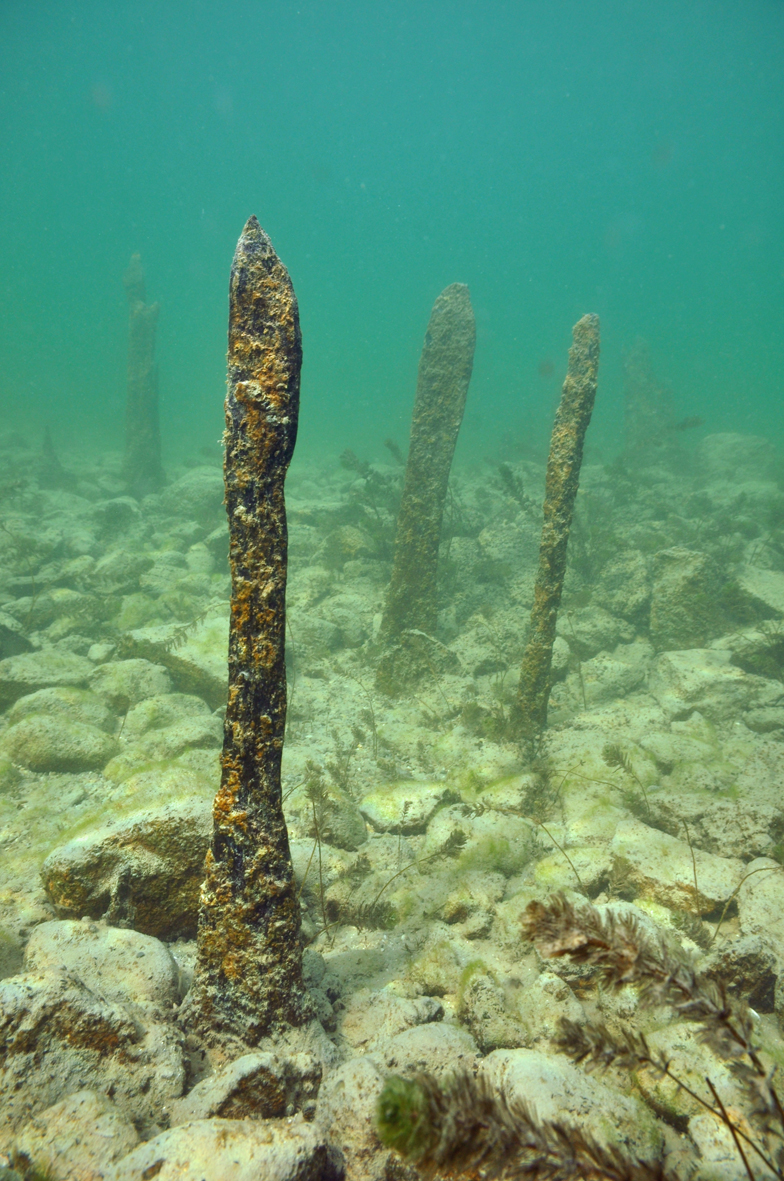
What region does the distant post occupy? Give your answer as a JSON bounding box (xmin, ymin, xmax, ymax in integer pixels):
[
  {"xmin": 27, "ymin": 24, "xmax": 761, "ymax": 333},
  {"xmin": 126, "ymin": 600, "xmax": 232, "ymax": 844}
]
[
  {"xmin": 513, "ymin": 314, "xmax": 600, "ymax": 742},
  {"xmin": 122, "ymin": 254, "xmax": 165, "ymax": 498}
]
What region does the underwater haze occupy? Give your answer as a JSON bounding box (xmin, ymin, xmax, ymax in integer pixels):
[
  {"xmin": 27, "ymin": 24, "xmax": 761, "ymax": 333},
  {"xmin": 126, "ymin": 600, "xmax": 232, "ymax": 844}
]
[{"xmin": 0, "ymin": 0, "xmax": 782, "ymax": 461}]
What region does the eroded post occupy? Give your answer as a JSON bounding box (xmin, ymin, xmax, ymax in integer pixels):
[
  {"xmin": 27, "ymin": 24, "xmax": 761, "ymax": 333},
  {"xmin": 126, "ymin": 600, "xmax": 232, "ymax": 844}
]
[
  {"xmin": 381, "ymin": 283, "xmax": 476, "ymax": 641},
  {"xmin": 186, "ymin": 217, "xmax": 311, "ymax": 1043},
  {"xmin": 122, "ymin": 253, "xmax": 165, "ymax": 498},
  {"xmin": 514, "ymin": 314, "xmax": 600, "ymax": 742}
]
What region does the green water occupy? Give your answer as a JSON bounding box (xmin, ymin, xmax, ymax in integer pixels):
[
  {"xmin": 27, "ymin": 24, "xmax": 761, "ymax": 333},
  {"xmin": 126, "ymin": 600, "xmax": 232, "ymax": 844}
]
[{"xmin": 0, "ymin": 0, "xmax": 782, "ymax": 465}]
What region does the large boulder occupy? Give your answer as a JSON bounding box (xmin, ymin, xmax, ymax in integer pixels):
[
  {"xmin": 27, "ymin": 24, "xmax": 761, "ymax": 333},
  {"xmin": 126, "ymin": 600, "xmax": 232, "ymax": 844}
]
[
  {"xmin": 0, "ymin": 714, "xmax": 118, "ymax": 772},
  {"xmin": 0, "ymin": 650, "xmax": 94, "ymax": 708},
  {"xmin": 41, "ymin": 797, "xmax": 212, "ymax": 939},
  {"xmin": 649, "ymin": 548, "xmax": 723, "ymax": 651}
]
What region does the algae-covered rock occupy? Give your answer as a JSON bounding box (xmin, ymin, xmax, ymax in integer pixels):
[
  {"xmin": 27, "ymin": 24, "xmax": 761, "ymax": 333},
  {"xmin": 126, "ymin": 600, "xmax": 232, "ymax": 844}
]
[
  {"xmin": 595, "ymin": 549, "xmax": 651, "ymax": 623},
  {"xmin": 41, "ymin": 797, "xmax": 212, "ymax": 939},
  {"xmin": 8, "ymin": 686, "xmax": 116, "ymax": 732},
  {"xmin": 89, "ymin": 658, "xmax": 173, "ymax": 711},
  {"xmin": 0, "ymin": 715, "xmax": 119, "ymax": 772},
  {"xmin": 0, "ymin": 650, "xmax": 94, "ymax": 707},
  {"xmin": 168, "ymin": 1051, "xmax": 322, "ymax": 1125},
  {"xmin": 157, "ymin": 466, "xmax": 225, "ymax": 526},
  {"xmin": 611, "ymin": 817, "xmax": 743, "ymax": 914},
  {"xmin": 0, "ymin": 969, "xmax": 184, "ymax": 1146}
]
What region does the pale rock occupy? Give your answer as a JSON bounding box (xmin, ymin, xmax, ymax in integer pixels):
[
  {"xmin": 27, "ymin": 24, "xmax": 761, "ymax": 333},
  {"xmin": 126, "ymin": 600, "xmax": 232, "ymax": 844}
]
[
  {"xmin": 595, "ymin": 549, "xmax": 651, "ymax": 623},
  {"xmin": 648, "ymin": 648, "xmax": 783, "ymax": 722},
  {"xmin": 24, "ymin": 920, "xmax": 180, "ymax": 1010},
  {"xmin": 482, "ymin": 1047, "xmax": 663, "ymax": 1160},
  {"xmin": 0, "ymin": 714, "xmax": 118, "ymax": 772},
  {"xmin": 157, "ymin": 467, "xmax": 225, "ymax": 526},
  {"xmin": 611, "ymin": 817, "xmax": 743, "ymax": 913},
  {"xmin": 10, "ymin": 1089, "xmax": 139, "ymax": 1181},
  {"xmin": 736, "ymin": 857, "xmax": 784, "ymax": 963},
  {"xmin": 650, "ymin": 547, "xmax": 723, "ymax": 651},
  {"xmin": 337, "ymin": 988, "xmax": 443, "ymax": 1052},
  {"xmin": 8, "ymin": 686, "xmax": 115, "ymax": 732},
  {"xmin": 102, "ymin": 1117, "xmax": 341, "ymax": 1181},
  {"xmin": 359, "ymin": 780, "xmax": 452, "ymax": 833},
  {"xmin": 736, "ymin": 565, "xmax": 784, "ymax": 619},
  {"xmin": 121, "ymin": 614, "xmax": 228, "ymax": 709}
]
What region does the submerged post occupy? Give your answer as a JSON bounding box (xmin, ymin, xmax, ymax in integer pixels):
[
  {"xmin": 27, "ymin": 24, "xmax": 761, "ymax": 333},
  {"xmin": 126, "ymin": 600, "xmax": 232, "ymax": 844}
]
[
  {"xmin": 185, "ymin": 217, "xmax": 311, "ymax": 1043},
  {"xmin": 122, "ymin": 253, "xmax": 165, "ymax": 498},
  {"xmin": 380, "ymin": 283, "xmax": 476, "ymax": 640},
  {"xmin": 513, "ymin": 314, "xmax": 600, "ymax": 742}
]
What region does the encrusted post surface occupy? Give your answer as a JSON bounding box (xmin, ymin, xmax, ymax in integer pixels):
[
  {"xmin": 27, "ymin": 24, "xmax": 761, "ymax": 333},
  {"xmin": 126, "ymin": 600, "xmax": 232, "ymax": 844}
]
[
  {"xmin": 514, "ymin": 314, "xmax": 600, "ymax": 740},
  {"xmin": 122, "ymin": 253, "xmax": 164, "ymax": 498},
  {"xmin": 381, "ymin": 283, "xmax": 475, "ymax": 640},
  {"xmin": 186, "ymin": 216, "xmax": 311, "ymax": 1043}
]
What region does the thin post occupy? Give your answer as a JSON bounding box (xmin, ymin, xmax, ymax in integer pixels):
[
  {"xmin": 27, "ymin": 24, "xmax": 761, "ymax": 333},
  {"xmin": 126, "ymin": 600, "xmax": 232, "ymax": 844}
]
[
  {"xmin": 513, "ymin": 314, "xmax": 600, "ymax": 741},
  {"xmin": 185, "ymin": 217, "xmax": 311, "ymax": 1043},
  {"xmin": 122, "ymin": 253, "xmax": 164, "ymax": 498}
]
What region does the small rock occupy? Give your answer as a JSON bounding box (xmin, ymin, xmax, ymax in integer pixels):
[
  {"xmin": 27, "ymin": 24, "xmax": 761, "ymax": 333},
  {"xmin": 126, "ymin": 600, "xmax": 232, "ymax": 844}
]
[
  {"xmin": 101, "ymin": 1117, "xmax": 342, "ymax": 1181},
  {"xmin": 703, "ymin": 935, "xmax": 777, "ymax": 1013},
  {"xmin": 556, "ymin": 606, "xmax": 634, "ymax": 660},
  {"xmin": 595, "ymin": 549, "xmax": 651, "ymax": 623},
  {"xmin": 42, "ymin": 797, "xmax": 212, "ymax": 939},
  {"xmin": 337, "ymin": 989, "xmax": 443, "ymax": 1053},
  {"xmin": 737, "ymin": 858, "xmax": 784, "ymax": 967},
  {"xmin": 457, "ymin": 969, "xmax": 528, "ymax": 1052},
  {"xmin": 169, "ymin": 1051, "xmax": 322, "ymax": 1125},
  {"xmin": 359, "ymin": 781, "xmax": 452, "ymax": 833},
  {"xmin": 121, "ymin": 614, "xmax": 228, "ymax": 709},
  {"xmin": 157, "ymin": 467, "xmax": 225, "ymax": 526},
  {"xmin": 10, "ymin": 1089, "xmax": 139, "ymax": 1181},
  {"xmin": 735, "ymin": 566, "xmax": 784, "ymax": 619}
]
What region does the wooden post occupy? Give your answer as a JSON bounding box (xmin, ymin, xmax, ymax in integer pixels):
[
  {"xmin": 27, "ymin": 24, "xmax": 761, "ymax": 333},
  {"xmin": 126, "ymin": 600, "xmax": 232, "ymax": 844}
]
[
  {"xmin": 514, "ymin": 314, "xmax": 600, "ymax": 742},
  {"xmin": 185, "ymin": 217, "xmax": 311, "ymax": 1043}
]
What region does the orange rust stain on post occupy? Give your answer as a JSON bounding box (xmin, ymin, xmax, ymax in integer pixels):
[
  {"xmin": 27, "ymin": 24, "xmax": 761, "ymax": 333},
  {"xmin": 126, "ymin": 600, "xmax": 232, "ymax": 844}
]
[
  {"xmin": 513, "ymin": 314, "xmax": 600, "ymax": 743},
  {"xmin": 184, "ymin": 216, "xmax": 312, "ymax": 1044}
]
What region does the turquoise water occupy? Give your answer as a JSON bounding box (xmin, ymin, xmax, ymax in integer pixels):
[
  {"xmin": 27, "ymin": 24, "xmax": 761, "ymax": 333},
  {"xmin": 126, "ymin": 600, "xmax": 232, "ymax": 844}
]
[{"xmin": 0, "ymin": 0, "xmax": 782, "ymax": 465}]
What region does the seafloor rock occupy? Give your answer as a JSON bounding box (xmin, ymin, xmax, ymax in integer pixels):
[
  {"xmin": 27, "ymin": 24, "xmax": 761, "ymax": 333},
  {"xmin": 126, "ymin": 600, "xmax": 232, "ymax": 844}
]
[
  {"xmin": 337, "ymin": 988, "xmax": 443, "ymax": 1053},
  {"xmin": 560, "ymin": 640, "xmax": 652, "ymax": 708},
  {"xmin": 0, "ymin": 650, "xmax": 94, "ymax": 707},
  {"xmin": 736, "ymin": 857, "xmax": 784, "ymax": 969},
  {"xmin": 703, "ymin": 934, "xmax": 777, "ymax": 1013},
  {"xmin": 423, "ymin": 804, "xmax": 535, "ymax": 877},
  {"xmin": 482, "ymin": 1046, "xmax": 663, "ymax": 1160},
  {"xmin": 24, "ymin": 919, "xmax": 180, "ymax": 1009},
  {"xmin": 120, "ymin": 613, "xmax": 228, "ymax": 709},
  {"xmin": 595, "ymin": 549, "xmax": 651, "ymax": 623},
  {"xmin": 0, "ymin": 714, "xmax": 118, "ymax": 772},
  {"xmin": 359, "ymin": 780, "xmax": 453, "ymax": 833},
  {"xmin": 7, "ymin": 685, "xmax": 115, "ymax": 731},
  {"xmin": 648, "ymin": 648, "xmax": 784, "ymax": 722},
  {"xmin": 610, "ymin": 817, "xmax": 743, "ymax": 913},
  {"xmin": 10, "ymin": 1089, "xmax": 139, "ymax": 1181},
  {"xmin": 168, "ymin": 1051, "xmax": 322, "ymax": 1125},
  {"xmin": 88, "ymin": 658, "xmax": 173, "ymax": 711},
  {"xmin": 0, "ymin": 969, "xmax": 184, "ymax": 1147},
  {"xmin": 649, "ymin": 547, "xmax": 724, "ymax": 651},
  {"xmin": 695, "ymin": 432, "xmax": 777, "ymax": 482},
  {"xmin": 156, "ymin": 466, "xmax": 225, "ymax": 526},
  {"xmin": 102, "ymin": 1117, "xmax": 342, "ymax": 1181},
  {"xmin": 41, "ymin": 797, "xmax": 211, "ymax": 939},
  {"xmin": 315, "ymin": 1056, "xmax": 411, "ymax": 1181},
  {"xmin": 736, "ymin": 565, "xmax": 784, "ymax": 619},
  {"xmin": 555, "ymin": 605, "xmax": 634, "ymax": 660}
]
